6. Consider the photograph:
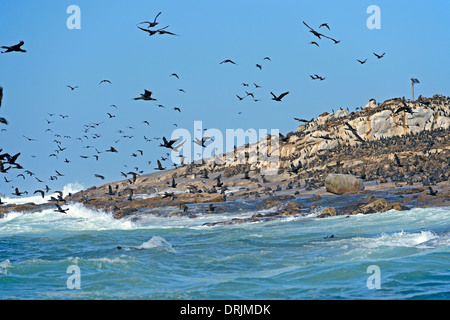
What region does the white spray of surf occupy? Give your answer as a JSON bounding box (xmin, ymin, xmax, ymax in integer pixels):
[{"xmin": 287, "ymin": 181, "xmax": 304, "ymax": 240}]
[
  {"xmin": 361, "ymin": 230, "xmax": 439, "ymax": 248},
  {"xmin": 122, "ymin": 236, "xmax": 176, "ymax": 253},
  {"xmin": 0, "ymin": 259, "xmax": 12, "ymax": 275},
  {"xmin": 0, "ymin": 182, "xmax": 85, "ymax": 205},
  {"xmin": 0, "ymin": 201, "xmax": 136, "ymax": 235}
]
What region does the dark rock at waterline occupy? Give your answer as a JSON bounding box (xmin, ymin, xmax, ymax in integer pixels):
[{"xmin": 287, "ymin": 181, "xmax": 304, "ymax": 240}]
[
  {"xmin": 0, "ymin": 202, "xmax": 53, "ymax": 216},
  {"xmin": 341, "ymin": 197, "xmax": 410, "ymax": 216},
  {"xmin": 318, "ymin": 206, "xmax": 338, "ymax": 218},
  {"xmin": 256, "ymin": 194, "xmax": 296, "ymax": 210},
  {"xmin": 401, "ymin": 186, "xmax": 450, "ymax": 208},
  {"xmin": 202, "ymin": 216, "xmax": 278, "ymax": 227}
]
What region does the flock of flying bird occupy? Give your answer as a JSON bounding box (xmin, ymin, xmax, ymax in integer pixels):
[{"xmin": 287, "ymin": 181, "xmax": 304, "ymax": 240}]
[
  {"xmin": 224, "ymin": 20, "xmax": 386, "ymax": 107},
  {"xmin": 302, "ymin": 21, "xmax": 386, "ymax": 81},
  {"xmin": 0, "ymin": 13, "xmax": 202, "ymax": 209},
  {"xmin": 1, "ymin": 13, "xmax": 389, "ymax": 212},
  {"xmin": 217, "ymin": 55, "xmax": 292, "ymax": 104},
  {"xmin": 136, "ymin": 12, "xmax": 178, "ymax": 37},
  {"xmin": 0, "ymin": 75, "xmax": 188, "ymax": 210}
]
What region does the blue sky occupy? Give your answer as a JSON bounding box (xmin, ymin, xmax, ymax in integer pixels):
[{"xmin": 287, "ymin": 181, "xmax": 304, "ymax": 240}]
[{"xmin": 1, "ymin": 0, "xmax": 449, "ymax": 195}]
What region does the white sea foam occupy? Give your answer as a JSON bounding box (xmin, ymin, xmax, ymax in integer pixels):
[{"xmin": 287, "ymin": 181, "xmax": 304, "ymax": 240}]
[
  {"xmin": 367, "ymin": 230, "xmax": 439, "ymax": 248},
  {"xmin": 0, "ymin": 202, "xmax": 136, "ymax": 235},
  {"xmin": 62, "ymin": 182, "xmax": 85, "ymax": 197},
  {"xmin": 414, "ymin": 231, "xmax": 450, "ymax": 249},
  {"xmin": 1, "ymin": 182, "xmax": 84, "ymax": 205},
  {"xmin": 0, "ymin": 259, "xmax": 12, "ymax": 275},
  {"xmin": 328, "ymin": 230, "xmax": 445, "ymax": 262},
  {"xmin": 61, "ymin": 202, "xmax": 136, "ymax": 231},
  {"xmin": 124, "ymin": 236, "xmax": 176, "ymax": 253},
  {"xmin": 133, "ymin": 206, "xmax": 272, "ymax": 230},
  {"xmin": 66, "ymin": 256, "xmax": 134, "ymax": 268}
]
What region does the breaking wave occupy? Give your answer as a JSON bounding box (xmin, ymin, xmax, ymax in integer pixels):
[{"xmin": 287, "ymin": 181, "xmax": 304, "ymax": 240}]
[
  {"xmin": 133, "ymin": 236, "xmax": 176, "ymax": 252},
  {"xmin": 1, "ymin": 182, "xmax": 84, "ymax": 205}
]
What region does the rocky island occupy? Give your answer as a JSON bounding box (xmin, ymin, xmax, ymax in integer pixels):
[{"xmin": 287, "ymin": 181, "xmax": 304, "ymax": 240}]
[{"xmin": 1, "ymin": 95, "xmax": 449, "ymax": 224}]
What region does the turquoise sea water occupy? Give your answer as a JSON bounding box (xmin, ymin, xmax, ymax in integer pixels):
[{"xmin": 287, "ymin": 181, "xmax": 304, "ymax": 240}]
[{"xmin": 0, "ymin": 189, "xmax": 449, "ymax": 300}]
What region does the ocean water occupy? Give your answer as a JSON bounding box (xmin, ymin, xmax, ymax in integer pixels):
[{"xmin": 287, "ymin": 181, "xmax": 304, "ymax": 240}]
[{"xmin": 0, "ymin": 186, "xmax": 449, "ymax": 300}]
